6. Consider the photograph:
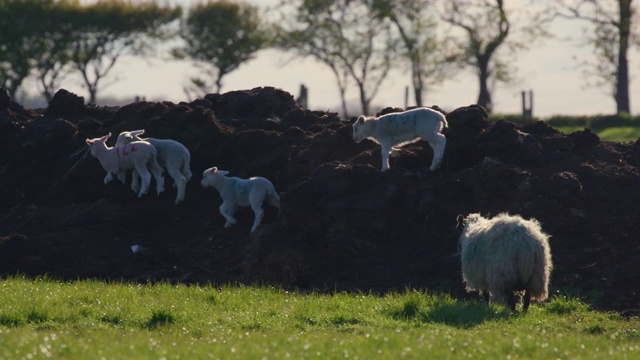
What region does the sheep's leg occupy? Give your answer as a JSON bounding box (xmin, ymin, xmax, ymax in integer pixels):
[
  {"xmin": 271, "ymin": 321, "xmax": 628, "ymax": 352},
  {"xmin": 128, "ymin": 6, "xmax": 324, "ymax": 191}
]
[
  {"xmin": 488, "ymin": 289, "xmax": 508, "ymax": 309},
  {"xmin": 219, "ymin": 202, "xmax": 237, "ymax": 228},
  {"xmin": 117, "ymin": 171, "xmax": 126, "ymax": 185},
  {"xmin": 182, "ymin": 162, "xmax": 192, "ymax": 183},
  {"xmin": 522, "ymin": 291, "xmax": 532, "ymax": 314},
  {"xmin": 151, "ymin": 166, "xmax": 165, "ymax": 196},
  {"xmin": 167, "ymin": 166, "xmax": 187, "ymax": 204},
  {"xmin": 380, "ymin": 144, "xmax": 392, "ymax": 172},
  {"xmin": 131, "ymin": 170, "xmax": 141, "ymax": 194},
  {"xmin": 427, "ymin": 133, "xmax": 447, "ymax": 171},
  {"xmin": 135, "ymin": 167, "xmax": 152, "ymax": 198},
  {"xmin": 249, "ymin": 196, "xmax": 265, "ymax": 233},
  {"xmin": 506, "ymin": 291, "xmax": 518, "ymax": 313},
  {"xmin": 267, "ymin": 193, "xmax": 280, "ymax": 210},
  {"xmin": 482, "ymin": 291, "xmax": 490, "ymax": 304},
  {"xmin": 146, "ymin": 157, "xmax": 165, "ymax": 196}
]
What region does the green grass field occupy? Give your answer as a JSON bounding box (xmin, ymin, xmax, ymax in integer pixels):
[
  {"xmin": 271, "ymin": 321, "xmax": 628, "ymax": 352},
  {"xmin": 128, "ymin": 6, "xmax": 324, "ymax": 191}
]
[
  {"xmin": 495, "ymin": 113, "xmax": 640, "ymax": 143},
  {"xmin": 1, "ymin": 277, "xmax": 638, "ymax": 359}
]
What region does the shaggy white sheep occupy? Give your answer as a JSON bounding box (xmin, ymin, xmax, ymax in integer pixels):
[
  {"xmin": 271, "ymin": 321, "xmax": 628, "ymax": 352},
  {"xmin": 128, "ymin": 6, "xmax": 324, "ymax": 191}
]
[
  {"xmin": 201, "ymin": 167, "xmax": 280, "ymax": 233},
  {"xmin": 352, "ymin": 107, "xmax": 448, "ymax": 172},
  {"xmin": 456, "ymin": 212, "xmax": 553, "ymax": 313},
  {"xmin": 85, "ymin": 133, "xmax": 165, "ymax": 198},
  {"xmin": 115, "ymin": 130, "xmax": 192, "ymax": 204}
]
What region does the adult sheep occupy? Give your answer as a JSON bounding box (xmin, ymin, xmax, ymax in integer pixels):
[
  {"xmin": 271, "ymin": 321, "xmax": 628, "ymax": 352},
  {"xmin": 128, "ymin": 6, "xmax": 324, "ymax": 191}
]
[
  {"xmin": 115, "ymin": 130, "xmax": 192, "ymax": 204},
  {"xmin": 201, "ymin": 167, "xmax": 280, "ymax": 233},
  {"xmin": 352, "ymin": 107, "xmax": 447, "ymax": 172},
  {"xmin": 456, "ymin": 213, "xmax": 553, "ymax": 313},
  {"xmin": 86, "ymin": 133, "xmax": 165, "ymax": 198}
]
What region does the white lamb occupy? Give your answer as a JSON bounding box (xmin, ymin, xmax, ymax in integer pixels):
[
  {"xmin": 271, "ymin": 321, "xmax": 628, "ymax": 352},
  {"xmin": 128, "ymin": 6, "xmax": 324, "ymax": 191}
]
[
  {"xmin": 115, "ymin": 129, "xmax": 192, "ymax": 204},
  {"xmin": 456, "ymin": 213, "xmax": 553, "ymax": 313},
  {"xmin": 200, "ymin": 167, "xmax": 280, "ymax": 233},
  {"xmin": 85, "ymin": 133, "xmax": 165, "ymax": 198},
  {"xmin": 352, "ymin": 107, "xmax": 448, "ymax": 172}
]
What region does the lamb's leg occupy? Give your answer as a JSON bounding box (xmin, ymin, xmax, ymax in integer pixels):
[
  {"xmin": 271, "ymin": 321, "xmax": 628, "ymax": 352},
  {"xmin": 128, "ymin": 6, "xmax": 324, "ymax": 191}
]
[
  {"xmin": 135, "ymin": 167, "xmax": 152, "ymax": 198},
  {"xmin": 147, "ymin": 159, "xmax": 165, "ymax": 196},
  {"xmin": 117, "ymin": 171, "xmax": 126, "ymax": 185},
  {"xmin": 219, "ymin": 202, "xmax": 237, "ymax": 228},
  {"xmin": 182, "ymin": 158, "xmax": 192, "ymax": 183},
  {"xmin": 267, "ymin": 193, "xmax": 280, "ymax": 210},
  {"xmin": 249, "ymin": 197, "xmax": 265, "ymax": 233},
  {"xmin": 151, "ymin": 167, "xmax": 165, "ymax": 197},
  {"xmin": 167, "ymin": 166, "xmax": 187, "ymax": 204},
  {"xmin": 380, "ymin": 144, "xmax": 392, "ymax": 172},
  {"xmin": 428, "ymin": 134, "xmax": 447, "ymax": 171},
  {"xmin": 131, "ymin": 170, "xmax": 141, "ymax": 194},
  {"xmin": 103, "ymin": 172, "xmax": 114, "ymax": 184}
]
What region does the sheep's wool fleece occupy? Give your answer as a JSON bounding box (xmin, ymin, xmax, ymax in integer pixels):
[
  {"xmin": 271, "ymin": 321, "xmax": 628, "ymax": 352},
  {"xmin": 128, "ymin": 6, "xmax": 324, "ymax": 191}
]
[{"xmin": 459, "ymin": 213, "xmax": 553, "ymax": 301}]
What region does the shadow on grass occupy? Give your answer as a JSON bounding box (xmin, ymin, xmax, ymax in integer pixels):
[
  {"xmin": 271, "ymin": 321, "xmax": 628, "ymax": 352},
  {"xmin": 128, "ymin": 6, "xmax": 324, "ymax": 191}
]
[
  {"xmin": 144, "ymin": 309, "xmax": 176, "ymax": 329},
  {"xmin": 390, "ymin": 296, "xmax": 507, "ymax": 328}
]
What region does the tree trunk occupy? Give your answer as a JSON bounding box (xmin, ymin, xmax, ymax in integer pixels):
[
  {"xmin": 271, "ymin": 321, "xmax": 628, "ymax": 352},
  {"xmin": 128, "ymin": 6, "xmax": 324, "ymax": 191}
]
[
  {"xmin": 476, "ymin": 55, "xmax": 493, "ymax": 113},
  {"xmin": 412, "ymin": 56, "xmax": 424, "ymax": 107},
  {"xmin": 615, "ymin": 0, "xmax": 632, "ymax": 113},
  {"xmin": 358, "ymin": 82, "xmax": 370, "ymax": 116},
  {"xmin": 88, "ymin": 87, "xmax": 97, "ymax": 104}
]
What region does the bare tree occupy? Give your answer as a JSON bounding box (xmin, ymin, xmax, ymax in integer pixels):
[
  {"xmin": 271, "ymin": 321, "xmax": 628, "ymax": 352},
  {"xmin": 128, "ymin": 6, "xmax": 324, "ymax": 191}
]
[
  {"xmin": 276, "ymin": 0, "xmax": 398, "ymax": 116},
  {"xmin": 373, "ymin": 0, "xmax": 463, "ymax": 107},
  {"xmin": 556, "ymin": 0, "xmax": 637, "ymax": 114},
  {"xmin": 440, "ymin": 0, "xmax": 550, "ymax": 113},
  {"xmin": 68, "ymin": 1, "xmax": 180, "ymax": 104}
]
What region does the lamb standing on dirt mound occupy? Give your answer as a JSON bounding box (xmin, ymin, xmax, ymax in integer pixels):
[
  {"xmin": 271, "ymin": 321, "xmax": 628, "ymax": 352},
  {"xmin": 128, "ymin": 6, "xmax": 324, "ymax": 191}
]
[
  {"xmin": 456, "ymin": 213, "xmax": 553, "ymax": 313},
  {"xmin": 352, "ymin": 107, "xmax": 448, "ymax": 172},
  {"xmin": 86, "ymin": 133, "xmax": 165, "ymax": 198},
  {"xmin": 115, "ymin": 130, "xmax": 192, "ymax": 204},
  {"xmin": 201, "ymin": 167, "xmax": 280, "ymax": 233}
]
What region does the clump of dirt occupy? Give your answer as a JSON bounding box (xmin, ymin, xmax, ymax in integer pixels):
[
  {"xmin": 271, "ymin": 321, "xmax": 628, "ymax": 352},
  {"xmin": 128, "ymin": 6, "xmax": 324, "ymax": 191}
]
[{"xmin": 0, "ymin": 86, "xmax": 638, "ymax": 313}]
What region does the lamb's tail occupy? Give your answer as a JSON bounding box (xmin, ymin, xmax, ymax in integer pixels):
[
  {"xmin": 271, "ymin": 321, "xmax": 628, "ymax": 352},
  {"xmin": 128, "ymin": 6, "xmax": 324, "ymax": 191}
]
[
  {"xmin": 267, "ymin": 184, "xmax": 281, "ymax": 211},
  {"xmin": 439, "ymin": 112, "xmax": 448, "ymax": 129},
  {"xmin": 182, "ymin": 151, "xmax": 192, "ymax": 182}
]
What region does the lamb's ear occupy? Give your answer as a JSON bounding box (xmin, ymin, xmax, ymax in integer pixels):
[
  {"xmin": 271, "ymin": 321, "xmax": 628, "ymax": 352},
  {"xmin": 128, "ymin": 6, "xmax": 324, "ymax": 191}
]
[
  {"xmin": 357, "ymin": 116, "xmax": 366, "ymax": 124},
  {"xmin": 218, "ymin": 170, "xmax": 230, "ymax": 176},
  {"xmin": 456, "ymin": 214, "xmax": 465, "ymax": 229},
  {"xmin": 211, "ymin": 166, "xmax": 218, "ymax": 172},
  {"xmin": 103, "ymin": 133, "xmax": 111, "ymax": 140},
  {"xmin": 131, "ymin": 129, "xmax": 145, "ymax": 136},
  {"xmin": 85, "ymin": 139, "xmax": 93, "ymax": 145}
]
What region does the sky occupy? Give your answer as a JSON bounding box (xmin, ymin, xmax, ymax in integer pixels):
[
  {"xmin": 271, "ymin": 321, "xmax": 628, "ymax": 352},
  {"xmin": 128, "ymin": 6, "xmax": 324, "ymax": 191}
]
[{"xmin": 22, "ymin": 0, "xmax": 640, "ymax": 118}]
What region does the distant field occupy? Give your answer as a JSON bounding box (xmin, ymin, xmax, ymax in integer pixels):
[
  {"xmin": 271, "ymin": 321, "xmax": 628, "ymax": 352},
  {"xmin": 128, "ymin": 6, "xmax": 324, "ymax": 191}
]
[
  {"xmin": 1, "ymin": 277, "xmax": 639, "ymax": 359},
  {"xmin": 497, "ymin": 113, "xmax": 640, "ymax": 143}
]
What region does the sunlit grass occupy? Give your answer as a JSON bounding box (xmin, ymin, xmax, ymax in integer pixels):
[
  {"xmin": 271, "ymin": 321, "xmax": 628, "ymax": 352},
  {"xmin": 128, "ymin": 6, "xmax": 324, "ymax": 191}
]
[
  {"xmin": 0, "ymin": 276, "xmax": 638, "ymax": 359},
  {"xmin": 554, "ymin": 125, "xmax": 640, "ymax": 142},
  {"xmin": 596, "ymin": 127, "xmax": 640, "ymax": 142}
]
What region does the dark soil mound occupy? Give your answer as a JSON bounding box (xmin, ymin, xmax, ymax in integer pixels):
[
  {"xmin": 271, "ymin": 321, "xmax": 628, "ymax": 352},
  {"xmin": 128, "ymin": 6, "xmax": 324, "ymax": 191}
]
[{"xmin": 1, "ymin": 86, "xmax": 638, "ymax": 313}]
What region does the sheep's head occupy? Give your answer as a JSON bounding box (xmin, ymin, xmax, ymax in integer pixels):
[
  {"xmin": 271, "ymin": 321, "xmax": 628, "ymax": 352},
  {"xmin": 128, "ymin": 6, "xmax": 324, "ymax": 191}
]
[
  {"xmin": 115, "ymin": 129, "xmax": 145, "ymax": 147},
  {"xmin": 201, "ymin": 166, "xmax": 230, "ymax": 188},
  {"xmin": 85, "ymin": 133, "xmax": 111, "ymax": 155},
  {"xmin": 352, "ymin": 116, "xmax": 369, "ymax": 143},
  {"xmin": 458, "ymin": 213, "xmax": 484, "ymax": 229}
]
